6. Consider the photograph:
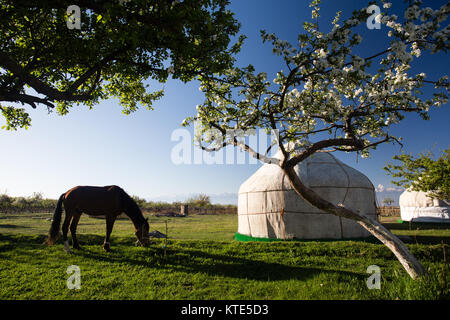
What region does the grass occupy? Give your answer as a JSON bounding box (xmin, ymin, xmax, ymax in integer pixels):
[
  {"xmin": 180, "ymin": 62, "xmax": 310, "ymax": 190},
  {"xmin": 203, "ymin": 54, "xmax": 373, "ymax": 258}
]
[
  {"xmin": 0, "ymin": 213, "xmax": 448, "ymax": 300},
  {"xmin": 0, "ymin": 213, "xmax": 237, "ymax": 241}
]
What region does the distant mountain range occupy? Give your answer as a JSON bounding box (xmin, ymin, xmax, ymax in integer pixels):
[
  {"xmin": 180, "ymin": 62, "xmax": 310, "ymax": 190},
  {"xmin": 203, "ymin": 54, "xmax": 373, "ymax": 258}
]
[{"xmin": 148, "ymin": 185, "xmax": 404, "ymax": 207}]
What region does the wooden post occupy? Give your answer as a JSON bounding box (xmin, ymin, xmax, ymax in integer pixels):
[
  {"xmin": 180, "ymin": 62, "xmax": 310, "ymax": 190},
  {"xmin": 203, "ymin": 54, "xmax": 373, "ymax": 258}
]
[
  {"xmin": 180, "ymin": 205, "xmax": 188, "ymax": 216},
  {"xmin": 164, "ymin": 220, "xmax": 168, "ymax": 257}
]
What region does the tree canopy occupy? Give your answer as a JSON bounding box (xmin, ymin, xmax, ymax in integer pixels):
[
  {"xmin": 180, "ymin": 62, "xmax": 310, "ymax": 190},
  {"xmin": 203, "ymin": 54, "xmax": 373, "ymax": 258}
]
[
  {"xmin": 0, "ymin": 0, "xmax": 244, "ymax": 129},
  {"xmin": 384, "ymin": 148, "xmax": 450, "ymax": 200},
  {"xmin": 382, "ymin": 197, "xmax": 394, "ymax": 206},
  {"xmin": 187, "ymin": 1, "xmax": 448, "ymax": 165},
  {"xmin": 185, "ymin": 0, "xmax": 449, "ymax": 279}
]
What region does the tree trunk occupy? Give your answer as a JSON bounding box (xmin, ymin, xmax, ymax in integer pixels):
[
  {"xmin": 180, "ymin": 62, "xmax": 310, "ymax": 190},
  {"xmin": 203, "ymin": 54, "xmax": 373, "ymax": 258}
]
[{"xmin": 283, "ymin": 166, "xmax": 425, "ymax": 279}]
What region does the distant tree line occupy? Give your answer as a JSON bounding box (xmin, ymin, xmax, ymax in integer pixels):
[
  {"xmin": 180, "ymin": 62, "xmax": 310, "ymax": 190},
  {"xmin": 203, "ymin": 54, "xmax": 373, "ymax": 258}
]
[
  {"xmin": 0, "ymin": 192, "xmax": 56, "ymax": 213},
  {"xmin": 132, "ymin": 194, "xmax": 236, "ymax": 214},
  {"xmin": 0, "ymin": 192, "xmax": 236, "ymax": 214}
]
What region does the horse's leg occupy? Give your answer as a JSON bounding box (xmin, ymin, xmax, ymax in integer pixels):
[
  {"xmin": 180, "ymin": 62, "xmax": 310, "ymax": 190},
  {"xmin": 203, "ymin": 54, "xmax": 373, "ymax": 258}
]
[
  {"xmin": 70, "ymin": 213, "xmax": 82, "ymax": 250},
  {"xmin": 103, "ymin": 215, "xmax": 117, "ymax": 252},
  {"xmin": 62, "ymin": 210, "xmax": 73, "ymax": 253}
]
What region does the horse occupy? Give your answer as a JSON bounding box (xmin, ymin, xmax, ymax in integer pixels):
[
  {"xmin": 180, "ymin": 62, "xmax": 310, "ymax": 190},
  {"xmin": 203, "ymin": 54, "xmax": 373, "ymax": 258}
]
[{"xmin": 47, "ymin": 185, "xmax": 150, "ymax": 252}]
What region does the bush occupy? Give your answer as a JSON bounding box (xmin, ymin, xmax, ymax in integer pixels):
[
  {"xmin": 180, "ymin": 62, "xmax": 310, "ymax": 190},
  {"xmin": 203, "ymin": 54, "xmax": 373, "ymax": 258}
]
[
  {"xmin": 186, "ymin": 194, "xmax": 211, "ymax": 207},
  {"xmin": 0, "ymin": 192, "xmax": 236, "ymax": 214},
  {"xmin": 0, "ymin": 193, "xmax": 13, "ymax": 212}
]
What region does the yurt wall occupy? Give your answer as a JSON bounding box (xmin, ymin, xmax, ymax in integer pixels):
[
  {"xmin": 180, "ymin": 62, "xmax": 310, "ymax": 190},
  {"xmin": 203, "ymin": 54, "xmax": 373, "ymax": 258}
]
[{"xmin": 237, "ymin": 152, "xmax": 378, "ymax": 240}]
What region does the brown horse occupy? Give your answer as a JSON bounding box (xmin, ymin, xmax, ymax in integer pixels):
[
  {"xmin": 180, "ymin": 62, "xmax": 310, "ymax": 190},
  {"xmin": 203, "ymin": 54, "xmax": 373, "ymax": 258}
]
[{"xmin": 47, "ymin": 185, "xmax": 150, "ymax": 252}]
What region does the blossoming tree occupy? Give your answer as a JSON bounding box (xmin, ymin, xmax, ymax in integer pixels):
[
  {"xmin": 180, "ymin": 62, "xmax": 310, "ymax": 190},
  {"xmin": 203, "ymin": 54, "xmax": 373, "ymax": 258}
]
[{"xmin": 184, "ymin": 0, "xmax": 449, "ymax": 279}]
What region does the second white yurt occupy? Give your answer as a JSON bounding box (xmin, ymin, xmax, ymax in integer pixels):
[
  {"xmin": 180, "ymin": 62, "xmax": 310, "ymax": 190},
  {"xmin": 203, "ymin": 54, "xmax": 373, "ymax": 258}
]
[
  {"xmin": 399, "ymin": 189, "xmax": 450, "ymax": 223},
  {"xmin": 237, "ymin": 151, "xmax": 378, "ymax": 241}
]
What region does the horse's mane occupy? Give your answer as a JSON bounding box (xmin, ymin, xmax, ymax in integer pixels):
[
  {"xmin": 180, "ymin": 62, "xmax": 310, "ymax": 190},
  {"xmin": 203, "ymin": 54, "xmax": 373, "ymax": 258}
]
[{"xmin": 119, "ymin": 188, "xmax": 144, "ymax": 221}]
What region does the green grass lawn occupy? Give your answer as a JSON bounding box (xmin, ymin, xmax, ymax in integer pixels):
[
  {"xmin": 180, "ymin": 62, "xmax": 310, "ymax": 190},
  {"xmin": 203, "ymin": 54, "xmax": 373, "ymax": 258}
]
[
  {"xmin": 0, "ymin": 213, "xmax": 238, "ymax": 241},
  {"xmin": 0, "ymin": 213, "xmax": 448, "ymax": 300}
]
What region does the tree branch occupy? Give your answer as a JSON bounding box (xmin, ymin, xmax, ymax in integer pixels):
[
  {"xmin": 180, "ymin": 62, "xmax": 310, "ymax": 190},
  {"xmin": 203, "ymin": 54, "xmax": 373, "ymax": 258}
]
[
  {"xmin": 0, "ymin": 51, "xmax": 93, "ymax": 102},
  {"xmin": 285, "ymin": 138, "xmax": 364, "ymax": 168},
  {"xmin": 0, "ymin": 92, "xmax": 55, "ymax": 109},
  {"xmin": 195, "ymin": 121, "xmax": 281, "ymax": 165},
  {"xmin": 283, "ymin": 165, "xmax": 425, "ymax": 279}
]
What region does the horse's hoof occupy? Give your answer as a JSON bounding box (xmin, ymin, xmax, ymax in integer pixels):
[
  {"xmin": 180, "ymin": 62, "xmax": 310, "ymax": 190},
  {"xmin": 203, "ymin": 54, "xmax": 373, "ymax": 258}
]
[
  {"xmin": 103, "ymin": 243, "xmax": 111, "ymax": 252},
  {"xmin": 64, "ymin": 241, "xmax": 72, "ymax": 253}
]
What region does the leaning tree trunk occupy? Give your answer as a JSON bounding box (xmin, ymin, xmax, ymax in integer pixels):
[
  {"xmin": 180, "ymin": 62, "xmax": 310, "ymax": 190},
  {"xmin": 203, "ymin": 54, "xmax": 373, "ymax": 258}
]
[{"xmin": 283, "ymin": 166, "xmax": 425, "ymax": 279}]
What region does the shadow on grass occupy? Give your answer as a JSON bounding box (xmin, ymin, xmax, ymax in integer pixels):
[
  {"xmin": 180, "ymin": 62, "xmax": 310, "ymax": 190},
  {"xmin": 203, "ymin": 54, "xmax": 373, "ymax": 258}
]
[
  {"xmin": 383, "ymin": 222, "xmax": 450, "ymax": 231},
  {"xmin": 0, "ymin": 233, "xmax": 366, "ymax": 282},
  {"xmin": 79, "ymin": 246, "xmax": 367, "ymax": 282},
  {"xmin": 397, "ymin": 235, "xmax": 450, "ymax": 245},
  {"xmin": 0, "ymin": 224, "xmax": 30, "ymax": 229},
  {"xmin": 383, "ymin": 222, "xmax": 450, "ymax": 245}
]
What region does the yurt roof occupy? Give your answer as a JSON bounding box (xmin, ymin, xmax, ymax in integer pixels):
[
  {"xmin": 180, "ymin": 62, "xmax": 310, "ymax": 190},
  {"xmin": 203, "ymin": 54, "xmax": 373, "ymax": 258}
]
[
  {"xmin": 239, "ymin": 151, "xmax": 374, "ymax": 194},
  {"xmin": 399, "ymin": 189, "xmax": 449, "ymax": 208}
]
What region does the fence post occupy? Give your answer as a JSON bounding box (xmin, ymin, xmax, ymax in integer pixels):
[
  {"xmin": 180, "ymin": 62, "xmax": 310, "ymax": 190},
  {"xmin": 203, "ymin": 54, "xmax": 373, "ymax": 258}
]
[{"xmin": 180, "ymin": 205, "xmax": 188, "ymax": 216}]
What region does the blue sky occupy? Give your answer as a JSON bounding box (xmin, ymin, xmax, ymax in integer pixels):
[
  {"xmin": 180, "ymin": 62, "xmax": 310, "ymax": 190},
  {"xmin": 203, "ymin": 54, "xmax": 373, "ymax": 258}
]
[{"xmin": 0, "ymin": 0, "xmax": 448, "ymax": 203}]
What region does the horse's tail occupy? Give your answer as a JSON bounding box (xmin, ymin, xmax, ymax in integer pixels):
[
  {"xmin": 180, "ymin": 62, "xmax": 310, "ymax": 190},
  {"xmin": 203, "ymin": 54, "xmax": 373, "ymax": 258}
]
[{"xmin": 47, "ymin": 193, "xmax": 65, "ymax": 245}]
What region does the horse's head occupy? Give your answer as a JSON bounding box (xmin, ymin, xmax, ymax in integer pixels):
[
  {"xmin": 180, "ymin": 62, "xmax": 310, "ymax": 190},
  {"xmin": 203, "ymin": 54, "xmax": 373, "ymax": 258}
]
[{"xmin": 135, "ymin": 218, "xmax": 150, "ymax": 247}]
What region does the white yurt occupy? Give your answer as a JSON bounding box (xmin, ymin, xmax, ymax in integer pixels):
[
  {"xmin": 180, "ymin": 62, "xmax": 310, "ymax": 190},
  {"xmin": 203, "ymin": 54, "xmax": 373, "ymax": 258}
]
[
  {"xmin": 399, "ymin": 189, "xmax": 450, "ymax": 223},
  {"xmin": 236, "ymin": 151, "xmax": 378, "ymax": 241}
]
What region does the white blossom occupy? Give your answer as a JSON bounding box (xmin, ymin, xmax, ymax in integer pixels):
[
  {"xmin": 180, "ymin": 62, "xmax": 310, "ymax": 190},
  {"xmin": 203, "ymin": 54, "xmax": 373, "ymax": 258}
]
[
  {"xmin": 317, "ymin": 48, "xmax": 327, "ymax": 58},
  {"xmin": 354, "ymin": 88, "xmax": 363, "ymax": 96},
  {"xmin": 411, "ymin": 42, "xmax": 421, "ymax": 57}
]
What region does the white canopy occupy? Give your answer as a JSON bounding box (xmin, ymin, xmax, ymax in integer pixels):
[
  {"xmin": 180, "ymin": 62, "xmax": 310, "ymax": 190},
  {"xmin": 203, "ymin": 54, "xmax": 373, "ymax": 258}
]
[
  {"xmin": 237, "ymin": 151, "xmax": 378, "ymax": 240},
  {"xmin": 399, "ymin": 190, "xmax": 450, "ymax": 223}
]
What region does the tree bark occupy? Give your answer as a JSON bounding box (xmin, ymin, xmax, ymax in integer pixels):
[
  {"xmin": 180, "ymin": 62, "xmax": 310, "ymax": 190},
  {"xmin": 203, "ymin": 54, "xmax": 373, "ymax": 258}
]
[{"xmin": 283, "ymin": 166, "xmax": 425, "ymax": 279}]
